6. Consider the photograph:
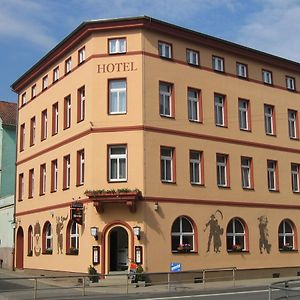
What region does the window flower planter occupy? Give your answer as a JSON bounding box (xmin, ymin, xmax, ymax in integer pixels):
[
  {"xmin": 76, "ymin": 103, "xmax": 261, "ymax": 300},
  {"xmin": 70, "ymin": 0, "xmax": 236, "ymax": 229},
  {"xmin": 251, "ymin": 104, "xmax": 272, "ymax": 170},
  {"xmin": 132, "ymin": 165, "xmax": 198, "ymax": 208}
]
[
  {"xmin": 43, "ymin": 249, "xmax": 53, "ymax": 255},
  {"xmin": 282, "ymin": 244, "xmax": 294, "ymax": 251},
  {"xmin": 177, "ymin": 244, "xmax": 192, "ymax": 253},
  {"xmin": 68, "ymin": 248, "xmax": 79, "ymax": 255},
  {"xmin": 231, "ymin": 244, "xmax": 243, "ymax": 252}
]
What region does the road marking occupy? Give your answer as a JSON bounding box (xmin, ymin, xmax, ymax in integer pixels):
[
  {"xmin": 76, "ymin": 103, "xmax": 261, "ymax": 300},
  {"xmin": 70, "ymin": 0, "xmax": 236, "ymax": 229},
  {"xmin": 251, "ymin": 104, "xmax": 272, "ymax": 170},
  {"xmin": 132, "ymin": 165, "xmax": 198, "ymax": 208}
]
[{"xmin": 140, "ymin": 289, "xmax": 269, "ymax": 299}]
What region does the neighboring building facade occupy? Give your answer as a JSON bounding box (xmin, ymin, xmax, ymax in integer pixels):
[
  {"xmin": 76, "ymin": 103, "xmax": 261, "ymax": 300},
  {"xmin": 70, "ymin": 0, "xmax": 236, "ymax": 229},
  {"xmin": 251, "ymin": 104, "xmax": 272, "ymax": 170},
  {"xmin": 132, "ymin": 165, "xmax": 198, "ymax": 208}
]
[
  {"xmin": 0, "ymin": 101, "xmax": 17, "ymax": 269},
  {"xmin": 11, "ymin": 16, "xmax": 300, "ymax": 276}
]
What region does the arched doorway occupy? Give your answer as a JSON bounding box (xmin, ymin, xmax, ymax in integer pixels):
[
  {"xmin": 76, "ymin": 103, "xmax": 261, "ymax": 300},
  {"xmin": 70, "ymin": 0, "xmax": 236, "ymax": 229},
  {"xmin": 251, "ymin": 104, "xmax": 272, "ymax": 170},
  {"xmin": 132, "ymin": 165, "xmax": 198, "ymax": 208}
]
[
  {"xmin": 109, "ymin": 227, "xmax": 128, "ymax": 272},
  {"xmin": 16, "ymin": 227, "xmax": 24, "ymax": 269}
]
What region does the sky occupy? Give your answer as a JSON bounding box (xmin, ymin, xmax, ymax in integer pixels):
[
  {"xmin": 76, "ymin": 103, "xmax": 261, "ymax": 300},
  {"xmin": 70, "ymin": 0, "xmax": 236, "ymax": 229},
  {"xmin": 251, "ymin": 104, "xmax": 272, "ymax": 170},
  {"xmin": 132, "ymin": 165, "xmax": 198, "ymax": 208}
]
[{"xmin": 1, "ymin": 0, "xmax": 300, "ymax": 102}]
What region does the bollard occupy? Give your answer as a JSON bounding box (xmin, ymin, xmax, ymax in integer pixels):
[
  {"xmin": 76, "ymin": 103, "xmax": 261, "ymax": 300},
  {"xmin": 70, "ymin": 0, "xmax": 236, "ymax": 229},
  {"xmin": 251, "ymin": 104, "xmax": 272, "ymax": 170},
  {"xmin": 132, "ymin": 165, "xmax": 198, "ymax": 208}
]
[{"xmin": 82, "ymin": 276, "xmax": 85, "ymax": 296}]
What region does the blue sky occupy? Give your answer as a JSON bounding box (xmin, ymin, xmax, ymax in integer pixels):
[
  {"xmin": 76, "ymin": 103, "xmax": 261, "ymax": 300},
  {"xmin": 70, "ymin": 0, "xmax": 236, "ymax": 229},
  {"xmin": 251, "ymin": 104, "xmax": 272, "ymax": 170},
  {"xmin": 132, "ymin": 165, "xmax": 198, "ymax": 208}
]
[{"xmin": 1, "ymin": 0, "xmax": 300, "ymax": 102}]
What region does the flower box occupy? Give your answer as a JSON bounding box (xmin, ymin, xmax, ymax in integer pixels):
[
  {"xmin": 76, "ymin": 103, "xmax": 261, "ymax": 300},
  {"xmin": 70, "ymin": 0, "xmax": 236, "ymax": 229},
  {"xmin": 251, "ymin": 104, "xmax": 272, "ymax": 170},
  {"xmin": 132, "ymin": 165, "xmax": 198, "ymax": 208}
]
[
  {"xmin": 68, "ymin": 248, "xmax": 79, "ymax": 255},
  {"xmin": 177, "ymin": 244, "xmax": 192, "ymax": 253},
  {"xmin": 231, "ymin": 244, "xmax": 243, "ymax": 252},
  {"xmin": 43, "ymin": 249, "xmax": 53, "ymax": 255},
  {"xmin": 282, "ymin": 244, "xmax": 293, "ymax": 251}
]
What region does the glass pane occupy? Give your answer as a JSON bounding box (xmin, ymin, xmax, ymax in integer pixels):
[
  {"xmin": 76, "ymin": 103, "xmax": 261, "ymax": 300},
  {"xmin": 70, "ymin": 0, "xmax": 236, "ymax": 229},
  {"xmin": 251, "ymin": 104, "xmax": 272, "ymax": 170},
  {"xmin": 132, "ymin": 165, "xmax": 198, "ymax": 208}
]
[
  {"xmin": 227, "ymin": 236, "xmax": 233, "ymax": 249},
  {"xmin": 110, "ymin": 80, "xmax": 125, "ymax": 89},
  {"xmin": 279, "ymin": 222, "xmax": 283, "ymax": 233},
  {"xmin": 286, "ymin": 236, "xmax": 293, "ymax": 246},
  {"xmin": 172, "ymin": 236, "xmax": 180, "ymax": 250},
  {"xmin": 111, "ymin": 147, "xmax": 125, "ymax": 155},
  {"xmin": 172, "ymin": 218, "xmax": 180, "ymax": 232},
  {"xmin": 235, "ymin": 220, "xmax": 244, "ymax": 233},
  {"xmin": 284, "ymin": 221, "xmax": 293, "ymax": 233},
  {"xmin": 278, "ymin": 236, "xmax": 284, "ymax": 248},
  {"xmin": 166, "ymin": 160, "xmax": 171, "ymax": 180},
  {"xmin": 227, "ymin": 220, "xmax": 233, "ymax": 233},
  {"xmin": 182, "ymin": 236, "xmax": 193, "ymax": 248},
  {"xmin": 235, "ymin": 236, "xmax": 244, "ymax": 248},
  {"xmin": 119, "ymin": 158, "xmax": 126, "ymax": 179},
  {"xmin": 110, "ymin": 159, "xmax": 117, "ymax": 179},
  {"xmin": 110, "ymin": 93, "xmax": 117, "ymax": 112},
  {"xmin": 182, "ymin": 218, "xmax": 193, "ymax": 232},
  {"xmin": 119, "ymin": 92, "xmax": 126, "ymax": 112}
]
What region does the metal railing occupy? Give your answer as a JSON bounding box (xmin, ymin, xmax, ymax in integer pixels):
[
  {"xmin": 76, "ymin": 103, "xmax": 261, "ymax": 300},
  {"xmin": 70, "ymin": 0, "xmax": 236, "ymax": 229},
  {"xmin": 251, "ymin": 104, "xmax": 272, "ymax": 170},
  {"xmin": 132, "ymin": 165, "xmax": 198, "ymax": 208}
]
[{"xmin": 269, "ymin": 278, "xmax": 300, "ymax": 299}]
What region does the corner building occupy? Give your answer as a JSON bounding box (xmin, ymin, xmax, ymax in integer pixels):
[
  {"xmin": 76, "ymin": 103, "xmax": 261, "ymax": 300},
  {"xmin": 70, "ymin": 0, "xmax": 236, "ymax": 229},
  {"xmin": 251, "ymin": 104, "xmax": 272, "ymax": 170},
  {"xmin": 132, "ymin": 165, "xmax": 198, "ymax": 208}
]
[{"xmin": 12, "ymin": 16, "xmax": 300, "ymax": 276}]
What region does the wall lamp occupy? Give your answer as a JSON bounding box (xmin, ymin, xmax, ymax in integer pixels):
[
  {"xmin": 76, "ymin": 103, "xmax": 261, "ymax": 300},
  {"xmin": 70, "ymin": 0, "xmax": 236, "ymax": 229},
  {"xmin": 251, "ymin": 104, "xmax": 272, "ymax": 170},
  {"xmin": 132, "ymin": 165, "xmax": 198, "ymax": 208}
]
[
  {"xmin": 90, "ymin": 226, "xmax": 99, "ymax": 241},
  {"xmin": 133, "ymin": 225, "xmax": 141, "ymax": 240},
  {"xmin": 154, "ymin": 202, "xmax": 159, "ymax": 211}
]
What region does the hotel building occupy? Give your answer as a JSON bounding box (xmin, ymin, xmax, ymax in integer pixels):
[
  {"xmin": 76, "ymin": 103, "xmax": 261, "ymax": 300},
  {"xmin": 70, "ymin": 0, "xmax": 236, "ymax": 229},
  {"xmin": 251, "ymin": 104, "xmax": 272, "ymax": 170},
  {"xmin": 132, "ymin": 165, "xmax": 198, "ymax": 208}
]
[{"xmin": 11, "ymin": 16, "xmax": 300, "ymax": 277}]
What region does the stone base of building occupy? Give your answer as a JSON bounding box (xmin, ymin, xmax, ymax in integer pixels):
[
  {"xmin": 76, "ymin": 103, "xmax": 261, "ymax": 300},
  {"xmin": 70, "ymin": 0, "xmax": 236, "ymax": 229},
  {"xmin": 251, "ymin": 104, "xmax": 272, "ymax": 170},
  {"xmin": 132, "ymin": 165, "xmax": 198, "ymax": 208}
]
[{"xmin": 0, "ymin": 247, "xmax": 13, "ymax": 270}]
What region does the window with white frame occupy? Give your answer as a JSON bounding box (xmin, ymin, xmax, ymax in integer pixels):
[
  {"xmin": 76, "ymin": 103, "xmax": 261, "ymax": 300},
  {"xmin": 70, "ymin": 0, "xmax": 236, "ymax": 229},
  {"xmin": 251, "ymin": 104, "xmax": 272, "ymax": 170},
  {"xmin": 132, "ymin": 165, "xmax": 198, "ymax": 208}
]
[
  {"xmin": 42, "ymin": 75, "xmax": 48, "ymax": 90},
  {"xmin": 264, "ymin": 105, "xmax": 275, "ymax": 135},
  {"xmin": 31, "ymin": 84, "xmax": 36, "ymax": 99},
  {"xmin": 70, "ymin": 221, "xmax": 79, "ymax": 250},
  {"xmin": 53, "ymin": 67, "xmax": 59, "ymax": 82},
  {"xmin": 78, "ymin": 47, "xmax": 85, "ymax": 63},
  {"xmin": 78, "ymin": 86, "xmax": 85, "ymax": 122},
  {"xmin": 214, "ymin": 94, "xmax": 225, "ymax": 126},
  {"xmin": 18, "ymin": 173, "xmax": 24, "ymax": 201},
  {"xmin": 45, "ymin": 223, "xmax": 52, "ymax": 251},
  {"xmin": 286, "ymin": 76, "xmax": 296, "ymax": 91},
  {"xmin": 20, "ymin": 123, "xmax": 25, "ymax": 152},
  {"xmin": 262, "ymin": 70, "xmax": 272, "ymax": 84},
  {"xmin": 190, "ymin": 151, "xmax": 202, "ymax": 185},
  {"xmin": 41, "ymin": 109, "xmax": 47, "ymax": 140},
  {"xmin": 109, "ymin": 38, "xmax": 126, "ymax": 54},
  {"xmin": 30, "ymin": 116, "xmax": 36, "ymax": 146},
  {"xmin": 65, "ymin": 57, "xmax": 72, "ymax": 74},
  {"xmin": 52, "ymin": 102, "xmax": 58, "ymax": 135},
  {"xmin": 288, "ymin": 109, "xmax": 298, "ymax": 139},
  {"xmin": 171, "ymin": 216, "xmax": 194, "ymax": 252},
  {"xmin": 267, "ymin": 160, "xmax": 277, "ymax": 191},
  {"xmin": 40, "ymin": 164, "xmax": 46, "ymax": 195},
  {"xmin": 64, "ymin": 95, "xmax": 71, "ymax": 129},
  {"xmin": 51, "ymin": 159, "xmax": 58, "ymax": 192},
  {"xmin": 186, "ymin": 49, "xmax": 199, "ymax": 66},
  {"xmin": 238, "ymin": 99, "xmax": 249, "ymax": 130},
  {"xmin": 241, "ymin": 157, "xmax": 252, "ymax": 189},
  {"xmin": 29, "ymin": 169, "xmax": 34, "ymax": 198},
  {"xmin": 236, "ymin": 63, "xmax": 247, "ymax": 78},
  {"xmin": 63, "ymin": 155, "xmax": 71, "ymax": 189},
  {"xmin": 160, "ymin": 82, "xmax": 173, "ymax": 117},
  {"xmin": 109, "ymin": 79, "xmax": 126, "ymax": 114},
  {"xmin": 188, "ymin": 88, "xmax": 200, "ymax": 122},
  {"xmin": 21, "ymin": 92, "xmax": 26, "ymax": 106},
  {"xmin": 77, "ymin": 149, "xmax": 84, "ymax": 185},
  {"xmin": 161, "ymin": 147, "xmax": 174, "ymax": 183},
  {"xmin": 216, "ymin": 154, "xmax": 228, "ymax": 187},
  {"xmin": 291, "ymin": 163, "xmax": 300, "ymax": 192},
  {"xmin": 227, "ymin": 218, "xmax": 246, "ymax": 251},
  {"xmin": 212, "ymin": 56, "xmax": 224, "ymax": 72},
  {"xmin": 109, "ymin": 146, "xmax": 127, "ymax": 182},
  {"xmin": 158, "ymin": 41, "xmax": 172, "ymax": 59},
  {"xmin": 278, "ymin": 220, "xmax": 295, "ymax": 250}
]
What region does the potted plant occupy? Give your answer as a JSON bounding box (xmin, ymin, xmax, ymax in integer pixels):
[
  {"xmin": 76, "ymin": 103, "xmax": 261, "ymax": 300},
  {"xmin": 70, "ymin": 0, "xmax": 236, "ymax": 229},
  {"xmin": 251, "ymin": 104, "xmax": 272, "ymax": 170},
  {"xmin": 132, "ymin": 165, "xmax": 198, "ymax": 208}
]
[
  {"xmin": 232, "ymin": 244, "xmax": 242, "ymax": 252},
  {"xmin": 135, "ymin": 265, "xmax": 146, "ymax": 287},
  {"xmin": 69, "ymin": 247, "xmax": 79, "ymax": 255},
  {"xmin": 88, "ymin": 265, "xmax": 99, "ymax": 283},
  {"xmin": 282, "ymin": 243, "xmax": 293, "ymax": 251},
  {"xmin": 177, "ymin": 244, "xmax": 192, "ymax": 253},
  {"xmin": 44, "ymin": 249, "xmax": 53, "ymax": 255}
]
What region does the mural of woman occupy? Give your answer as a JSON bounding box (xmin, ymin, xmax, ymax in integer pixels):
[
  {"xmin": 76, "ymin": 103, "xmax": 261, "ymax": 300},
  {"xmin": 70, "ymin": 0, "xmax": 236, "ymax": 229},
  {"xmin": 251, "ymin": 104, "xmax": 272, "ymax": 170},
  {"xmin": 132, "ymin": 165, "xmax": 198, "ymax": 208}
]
[{"xmin": 258, "ymin": 216, "xmax": 271, "ymax": 254}]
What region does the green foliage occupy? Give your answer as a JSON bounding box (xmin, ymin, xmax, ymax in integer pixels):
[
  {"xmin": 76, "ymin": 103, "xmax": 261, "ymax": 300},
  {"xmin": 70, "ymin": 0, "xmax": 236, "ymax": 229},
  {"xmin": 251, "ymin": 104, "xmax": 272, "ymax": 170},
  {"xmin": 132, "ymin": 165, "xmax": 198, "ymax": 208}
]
[
  {"xmin": 88, "ymin": 265, "xmax": 99, "ymax": 282},
  {"xmin": 84, "ymin": 188, "xmax": 141, "ymax": 196},
  {"xmin": 135, "ymin": 265, "xmax": 145, "ymax": 282}
]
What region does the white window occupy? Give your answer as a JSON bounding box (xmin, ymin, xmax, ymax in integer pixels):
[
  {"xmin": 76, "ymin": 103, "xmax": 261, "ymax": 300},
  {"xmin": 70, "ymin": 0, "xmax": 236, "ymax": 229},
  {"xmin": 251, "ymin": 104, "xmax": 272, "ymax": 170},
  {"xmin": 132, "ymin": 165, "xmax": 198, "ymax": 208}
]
[
  {"xmin": 64, "ymin": 155, "xmax": 71, "ymax": 189},
  {"xmin": 160, "ymin": 82, "xmax": 172, "ymax": 117},
  {"xmin": 190, "ymin": 151, "xmax": 202, "ymax": 184},
  {"xmin": 53, "ymin": 67, "xmax": 59, "ymax": 82},
  {"xmin": 212, "ymin": 56, "xmax": 224, "ymax": 72},
  {"xmin": 64, "ymin": 95, "xmax": 71, "ymax": 129},
  {"xmin": 41, "ymin": 110, "xmax": 47, "ymax": 140},
  {"xmin": 217, "ymin": 154, "xmax": 228, "ymax": 187},
  {"xmin": 31, "ymin": 85, "xmax": 36, "ymax": 98},
  {"xmin": 70, "ymin": 221, "xmax": 79, "ymax": 249},
  {"xmin": 109, "ymin": 146, "xmax": 127, "ymax": 182},
  {"xmin": 29, "ymin": 169, "xmax": 34, "ymax": 198},
  {"xmin": 19, "ymin": 173, "xmax": 24, "ymax": 200},
  {"xmin": 45, "ymin": 223, "xmax": 52, "ymax": 250},
  {"xmin": 264, "ymin": 105, "xmax": 274, "ymax": 135},
  {"xmin": 286, "ymin": 76, "xmax": 296, "ymax": 91},
  {"xmin": 161, "ymin": 147, "xmax": 174, "ymax": 182},
  {"xmin": 109, "ymin": 80, "xmax": 126, "ymax": 114},
  {"xmin": 278, "ymin": 220, "xmax": 294, "ymax": 250},
  {"xmin": 288, "ymin": 110, "xmax": 297, "ymax": 139},
  {"xmin": 52, "ymin": 160, "xmax": 58, "ymax": 192},
  {"xmin": 171, "ymin": 216, "xmax": 194, "ymax": 252},
  {"xmin": 241, "ymin": 157, "xmax": 251, "ymax": 189},
  {"xmin": 65, "ymin": 57, "xmax": 72, "ymax": 74},
  {"xmin": 40, "ymin": 164, "xmax": 46, "ymax": 195},
  {"xmin": 262, "ymin": 70, "xmax": 272, "ymax": 84},
  {"xmin": 109, "ymin": 38, "xmax": 126, "ymax": 54},
  {"xmin": 158, "ymin": 42, "xmax": 172, "ymax": 59},
  {"xmin": 78, "ymin": 86, "xmax": 85, "ymax": 122},
  {"xmin": 42, "ymin": 75, "xmax": 48, "ymax": 90},
  {"xmin": 236, "ymin": 63, "xmax": 247, "ymax": 78},
  {"xmin": 267, "ymin": 160, "xmax": 277, "ymax": 191},
  {"xmin": 214, "ymin": 94, "xmax": 225, "ymax": 126},
  {"xmin": 78, "ymin": 47, "xmax": 85, "ymax": 63},
  {"xmin": 78, "ymin": 150, "xmax": 84, "ymax": 185},
  {"xmin": 291, "ymin": 163, "xmax": 300, "ymax": 192},
  {"xmin": 21, "ymin": 92, "xmax": 26, "ymax": 105},
  {"xmin": 227, "ymin": 218, "xmax": 246, "ymax": 251},
  {"xmin": 30, "ymin": 117, "xmax": 36, "ymax": 146},
  {"xmin": 186, "ymin": 49, "xmax": 199, "ymax": 66},
  {"xmin": 238, "ymin": 99, "xmax": 249, "ymax": 130},
  {"xmin": 52, "ymin": 103, "xmax": 58, "ymax": 135},
  {"xmin": 188, "ymin": 88, "xmax": 200, "ymax": 122}
]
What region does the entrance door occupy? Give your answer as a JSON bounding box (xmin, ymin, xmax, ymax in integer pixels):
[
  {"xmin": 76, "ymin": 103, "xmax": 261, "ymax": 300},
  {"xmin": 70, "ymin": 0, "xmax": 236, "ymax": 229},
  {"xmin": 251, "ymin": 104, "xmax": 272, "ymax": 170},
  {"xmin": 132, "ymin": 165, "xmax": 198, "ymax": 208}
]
[
  {"xmin": 109, "ymin": 227, "xmax": 128, "ymax": 271},
  {"xmin": 16, "ymin": 227, "xmax": 24, "ymax": 269}
]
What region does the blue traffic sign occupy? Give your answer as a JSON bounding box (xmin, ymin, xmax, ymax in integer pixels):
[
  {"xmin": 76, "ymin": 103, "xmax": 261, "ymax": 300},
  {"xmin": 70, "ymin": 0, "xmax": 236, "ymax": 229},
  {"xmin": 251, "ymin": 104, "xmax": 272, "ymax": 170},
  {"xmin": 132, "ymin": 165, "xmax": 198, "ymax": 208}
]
[{"xmin": 170, "ymin": 262, "xmax": 182, "ymax": 272}]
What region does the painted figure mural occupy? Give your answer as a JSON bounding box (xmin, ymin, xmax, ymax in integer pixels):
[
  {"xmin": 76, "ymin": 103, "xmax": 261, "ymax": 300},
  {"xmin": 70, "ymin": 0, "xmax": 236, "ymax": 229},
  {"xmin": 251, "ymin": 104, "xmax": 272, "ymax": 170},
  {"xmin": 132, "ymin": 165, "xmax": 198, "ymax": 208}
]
[
  {"xmin": 258, "ymin": 216, "xmax": 271, "ymax": 254},
  {"xmin": 56, "ymin": 215, "xmax": 68, "ymax": 254},
  {"xmin": 34, "ymin": 221, "xmax": 41, "ymax": 256},
  {"xmin": 204, "ymin": 210, "xmax": 224, "ymax": 253}
]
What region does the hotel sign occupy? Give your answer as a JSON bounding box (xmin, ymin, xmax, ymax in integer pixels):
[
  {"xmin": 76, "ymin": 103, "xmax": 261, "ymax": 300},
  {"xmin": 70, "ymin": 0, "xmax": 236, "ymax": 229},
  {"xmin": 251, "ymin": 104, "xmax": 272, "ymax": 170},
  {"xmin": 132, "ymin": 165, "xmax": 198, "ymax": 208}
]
[
  {"xmin": 70, "ymin": 202, "xmax": 83, "ymax": 225},
  {"xmin": 97, "ymin": 62, "xmax": 137, "ymax": 73}
]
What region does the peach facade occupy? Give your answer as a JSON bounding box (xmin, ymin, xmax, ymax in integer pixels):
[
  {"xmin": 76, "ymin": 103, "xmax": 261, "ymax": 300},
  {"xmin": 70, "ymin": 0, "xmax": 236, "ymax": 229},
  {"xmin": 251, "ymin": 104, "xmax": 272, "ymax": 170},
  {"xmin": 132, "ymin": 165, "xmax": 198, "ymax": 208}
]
[{"xmin": 12, "ymin": 17, "xmax": 300, "ymax": 275}]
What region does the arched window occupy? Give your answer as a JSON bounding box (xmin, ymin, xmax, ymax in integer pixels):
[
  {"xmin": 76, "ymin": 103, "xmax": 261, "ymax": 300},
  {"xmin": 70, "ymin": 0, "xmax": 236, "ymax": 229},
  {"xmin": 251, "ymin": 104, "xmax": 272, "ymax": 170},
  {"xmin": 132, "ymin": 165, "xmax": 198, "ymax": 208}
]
[
  {"xmin": 66, "ymin": 221, "xmax": 80, "ymax": 255},
  {"xmin": 27, "ymin": 226, "xmax": 33, "ymax": 256},
  {"xmin": 42, "ymin": 222, "xmax": 52, "ymax": 254},
  {"xmin": 171, "ymin": 216, "xmax": 195, "ymax": 252},
  {"xmin": 278, "ymin": 219, "xmax": 295, "ymax": 251},
  {"xmin": 227, "ymin": 218, "xmax": 247, "ymax": 252}
]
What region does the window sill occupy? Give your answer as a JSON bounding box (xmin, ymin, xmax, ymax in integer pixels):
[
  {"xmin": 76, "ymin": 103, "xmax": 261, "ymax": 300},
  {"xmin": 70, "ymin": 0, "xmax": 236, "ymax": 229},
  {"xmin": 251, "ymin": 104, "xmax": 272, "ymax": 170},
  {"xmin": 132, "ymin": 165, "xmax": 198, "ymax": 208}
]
[
  {"xmin": 287, "ymin": 88, "xmax": 296, "ymax": 92},
  {"xmin": 217, "ymin": 185, "xmax": 230, "ymax": 189},
  {"xmin": 108, "ymin": 180, "xmax": 128, "ymax": 183},
  {"xmin": 109, "ymin": 52, "xmax": 126, "ymax": 55},
  {"xmin": 227, "ymin": 249, "xmax": 249, "ymax": 253},
  {"xmin": 161, "ymin": 180, "xmax": 176, "ymax": 184},
  {"xmin": 17, "ymin": 198, "xmax": 23, "ymax": 202},
  {"xmin": 63, "ymin": 126, "xmax": 71, "ymax": 131},
  {"xmin": 265, "ymin": 133, "xmax": 277, "ymax": 137},
  {"xmin": 268, "ymin": 189, "xmax": 280, "ymax": 193},
  {"xmin": 279, "ymin": 249, "xmax": 298, "ymax": 253},
  {"xmin": 187, "ymin": 62, "xmax": 200, "ymax": 68},
  {"xmin": 215, "ymin": 124, "xmax": 228, "ymax": 128},
  {"xmin": 76, "ymin": 183, "xmax": 84, "ymax": 187},
  {"xmin": 289, "ymin": 137, "xmax": 299, "ymax": 141},
  {"xmin": 52, "ymin": 132, "xmax": 58, "ymax": 137},
  {"xmin": 39, "ymin": 193, "xmax": 45, "ymax": 196},
  {"xmin": 108, "ymin": 112, "xmax": 127, "ymax": 115},
  {"xmin": 172, "ymin": 251, "xmax": 197, "ymax": 254},
  {"xmin": 159, "ymin": 56, "xmax": 174, "ymax": 61},
  {"xmin": 237, "ymin": 75, "xmax": 249, "ymax": 80},
  {"xmin": 77, "ymin": 118, "xmax": 84, "ymax": 124},
  {"xmin": 263, "ymin": 82, "xmax": 273, "ymax": 86},
  {"xmin": 78, "ymin": 60, "xmax": 86, "ymax": 66},
  {"xmin": 242, "ymin": 187, "xmax": 254, "ymax": 191},
  {"xmin": 62, "ymin": 187, "xmax": 70, "ymax": 191},
  {"xmin": 189, "ymin": 119, "xmax": 202, "ymax": 124},
  {"xmin": 190, "ymin": 183, "xmax": 205, "ymax": 187},
  {"xmin": 66, "ymin": 251, "xmax": 79, "ymax": 256},
  {"xmin": 240, "ymin": 128, "xmax": 251, "ymax": 132},
  {"xmin": 50, "ymin": 189, "xmax": 57, "ymax": 193},
  {"xmin": 42, "ymin": 251, "xmax": 53, "ymax": 255},
  {"xmin": 160, "ymin": 114, "xmax": 175, "ymax": 119}
]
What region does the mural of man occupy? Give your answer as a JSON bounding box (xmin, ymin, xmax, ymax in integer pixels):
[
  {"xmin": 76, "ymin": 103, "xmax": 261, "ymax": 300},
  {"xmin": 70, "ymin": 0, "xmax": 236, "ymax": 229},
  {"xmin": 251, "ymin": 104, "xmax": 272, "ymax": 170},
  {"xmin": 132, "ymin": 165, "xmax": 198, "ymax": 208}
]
[
  {"xmin": 34, "ymin": 221, "xmax": 41, "ymax": 256},
  {"xmin": 258, "ymin": 216, "xmax": 271, "ymax": 254},
  {"xmin": 56, "ymin": 215, "xmax": 68, "ymax": 254}
]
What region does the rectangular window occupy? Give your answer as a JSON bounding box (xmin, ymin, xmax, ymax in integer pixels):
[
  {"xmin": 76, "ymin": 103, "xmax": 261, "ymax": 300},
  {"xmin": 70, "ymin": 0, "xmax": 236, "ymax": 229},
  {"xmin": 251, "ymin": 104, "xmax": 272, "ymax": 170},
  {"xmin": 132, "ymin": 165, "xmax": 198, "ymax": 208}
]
[
  {"xmin": 288, "ymin": 109, "xmax": 298, "ymax": 139},
  {"xmin": 236, "ymin": 62, "xmax": 248, "ymax": 78},
  {"xmin": 160, "ymin": 82, "xmax": 173, "ymax": 117},
  {"xmin": 65, "ymin": 57, "xmax": 72, "ymax": 74},
  {"xmin": 18, "ymin": 173, "xmax": 24, "ymax": 201},
  {"xmin": 51, "ymin": 159, "xmax": 58, "ymax": 192},
  {"xmin": 77, "ymin": 149, "xmax": 85, "ymax": 185},
  {"xmin": 109, "ymin": 145, "xmax": 127, "ymax": 182},
  {"xmin": 52, "ymin": 102, "xmax": 59, "ymax": 136},
  {"xmin": 53, "ymin": 67, "xmax": 59, "ymax": 82},
  {"xmin": 40, "ymin": 164, "xmax": 46, "ymax": 195},
  {"xmin": 109, "ymin": 38, "xmax": 126, "ymax": 54},
  {"xmin": 267, "ymin": 160, "xmax": 278, "ymax": 191},
  {"xmin": 241, "ymin": 157, "xmax": 253, "ymax": 189},
  {"xmin": 28, "ymin": 169, "xmax": 34, "ymax": 198},
  {"xmin": 109, "ymin": 80, "xmax": 126, "ymax": 114},
  {"xmin": 216, "ymin": 154, "xmax": 229, "ymax": 187},
  {"xmin": 238, "ymin": 99, "xmax": 250, "ymax": 131},
  {"xmin": 186, "ymin": 49, "xmax": 199, "ymax": 66},
  {"xmin": 42, "ymin": 75, "xmax": 48, "ymax": 90},
  {"xmin": 286, "ymin": 76, "xmax": 296, "ymax": 91},
  {"xmin": 264, "ymin": 104, "xmax": 275, "ymax": 135},
  {"xmin": 161, "ymin": 147, "xmax": 175, "ymax": 183},
  {"xmin": 31, "ymin": 84, "xmax": 36, "ymax": 99},
  {"xmin": 20, "ymin": 123, "xmax": 25, "ymax": 152},
  {"xmin": 291, "ymin": 163, "xmax": 300, "ymax": 192},
  {"xmin": 188, "ymin": 88, "xmax": 201, "ymax": 122},
  {"xmin": 41, "ymin": 109, "xmax": 47, "ymax": 140},
  {"xmin": 78, "ymin": 47, "xmax": 85, "ymax": 64},
  {"xmin": 64, "ymin": 95, "xmax": 71, "ymax": 129},
  {"xmin": 214, "ymin": 94, "xmax": 226, "ymax": 126},
  {"xmin": 77, "ymin": 86, "xmax": 85, "ymax": 122},
  {"xmin": 262, "ymin": 70, "xmax": 273, "ymax": 84},
  {"xmin": 212, "ymin": 56, "xmax": 224, "ymax": 72},
  {"xmin": 158, "ymin": 41, "xmax": 172, "ymax": 59},
  {"xmin": 190, "ymin": 150, "xmax": 203, "ymax": 185},
  {"xmin": 30, "ymin": 116, "xmax": 36, "ymax": 146},
  {"xmin": 21, "ymin": 92, "xmax": 26, "ymax": 106},
  {"xmin": 63, "ymin": 155, "xmax": 71, "ymax": 189}
]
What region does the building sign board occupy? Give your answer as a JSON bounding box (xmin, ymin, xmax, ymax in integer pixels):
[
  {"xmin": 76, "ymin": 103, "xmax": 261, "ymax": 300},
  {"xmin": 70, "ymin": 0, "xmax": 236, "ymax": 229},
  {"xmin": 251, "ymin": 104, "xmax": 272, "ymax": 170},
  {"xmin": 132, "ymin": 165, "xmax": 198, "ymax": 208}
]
[
  {"xmin": 97, "ymin": 62, "xmax": 137, "ymax": 73},
  {"xmin": 70, "ymin": 202, "xmax": 83, "ymax": 225}
]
